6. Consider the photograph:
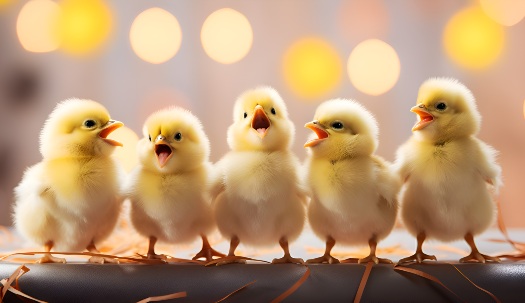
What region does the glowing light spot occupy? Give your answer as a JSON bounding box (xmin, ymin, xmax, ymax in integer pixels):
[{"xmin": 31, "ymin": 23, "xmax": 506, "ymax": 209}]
[
  {"xmin": 201, "ymin": 8, "xmax": 253, "ymax": 64},
  {"xmin": 108, "ymin": 126, "xmax": 139, "ymax": 173},
  {"xmin": 480, "ymin": 0, "xmax": 525, "ymax": 26},
  {"xmin": 130, "ymin": 8, "xmax": 182, "ymax": 64},
  {"xmin": 0, "ymin": 0, "xmax": 13, "ymax": 9},
  {"xmin": 347, "ymin": 39, "xmax": 400, "ymax": 96},
  {"xmin": 444, "ymin": 6, "xmax": 505, "ymax": 70},
  {"xmin": 283, "ymin": 37, "xmax": 342, "ymax": 99},
  {"xmin": 16, "ymin": 0, "xmax": 60, "ymax": 53},
  {"xmin": 56, "ymin": 0, "xmax": 113, "ymax": 55}
]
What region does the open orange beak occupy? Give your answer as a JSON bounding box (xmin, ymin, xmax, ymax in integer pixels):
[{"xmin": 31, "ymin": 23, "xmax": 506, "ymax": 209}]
[
  {"xmin": 304, "ymin": 121, "xmax": 329, "ymax": 147},
  {"xmin": 411, "ymin": 105, "xmax": 434, "ymax": 131},
  {"xmin": 251, "ymin": 105, "xmax": 271, "ymax": 138},
  {"xmin": 99, "ymin": 120, "xmax": 124, "ymax": 146},
  {"xmin": 154, "ymin": 136, "xmax": 173, "ymax": 168}
]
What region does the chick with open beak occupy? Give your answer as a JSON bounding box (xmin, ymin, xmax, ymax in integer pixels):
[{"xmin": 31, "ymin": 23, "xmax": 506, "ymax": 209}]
[
  {"xmin": 251, "ymin": 105, "xmax": 271, "ymax": 138},
  {"xmin": 154, "ymin": 134, "xmax": 173, "ymax": 168},
  {"xmin": 411, "ymin": 104, "xmax": 434, "ymax": 131}
]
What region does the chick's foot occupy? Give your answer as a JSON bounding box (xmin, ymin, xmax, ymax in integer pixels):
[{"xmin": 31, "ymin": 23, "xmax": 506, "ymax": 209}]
[
  {"xmin": 193, "ymin": 235, "xmax": 226, "ymax": 262},
  {"xmin": 460, "ymin": 252, "xmax": 500, "ymax": 263},
  {"xmin": 88, "ymin": 256, "xmax": 119, "ymax": 264},
  {"xmin": 306, "ymin": 255, "xmax": 340, "ymax": 264},
  {"xmin": 359, "ymin": 254, "xmax": 392, "ymax": 264},
  {"xmin": 37, "ymin": 254, "xmax": 66, "ymax": 264},
  {"xmin": 398, "ymin": 252, "xmax": 436, "ymax": 264}
]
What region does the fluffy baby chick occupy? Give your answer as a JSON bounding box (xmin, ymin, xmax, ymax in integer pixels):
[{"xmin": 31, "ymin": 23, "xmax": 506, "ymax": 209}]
[
  {"xmin": 13, "ymin": 98, "xmax": 124, "ymax": 263},
  {"xmin": 213, "ymin": 86, "xmax": 307, "ymax": 264},
  {"xmin": 304, "ymin": 99, "xmax": 400, "ymax": 264},
  {"xmin": 396, "ymin": 77, "xmax": 502, "ymax": 263},
  {"xmin": 126, "ymin": 107, "xmax": 223, "ymax": 262}
]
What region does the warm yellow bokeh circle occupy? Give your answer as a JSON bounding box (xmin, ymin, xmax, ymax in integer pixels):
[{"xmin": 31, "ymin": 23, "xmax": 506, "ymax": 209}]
[
  {"xmin": 347, "ymin": 39, "xmax": 400, "ymax": 96},
  {"xmin": 108, "ymin": 126, "xmax": 139, "ymax": 173},
  {"xmin": 130, "ymin": 8, "xmax": 182, "ymax": 64},
  {"xmin": 480, "ymin": 0, "xmax": 525, "ymax": 26},
  {"xmin": 283, "ymin": 37, "xmax": 342, "ymax": 99},
  {"xmin": 16, "ymin": 0, "xmax": 60, "ymax": 53},
  {"xmin": 443, "ymin": 6, "xmax": 505, "ymax": 70},
  {"xmin": 201, "ymin": 8, "xmax": 253, "ymax": 64},
  {"xmin": 0, "ymin": 0, "xmax": 12, "ymax": 8},
  {"xmin": 56, "ymin": 0, "xmax": 113, "ymax": 55}
]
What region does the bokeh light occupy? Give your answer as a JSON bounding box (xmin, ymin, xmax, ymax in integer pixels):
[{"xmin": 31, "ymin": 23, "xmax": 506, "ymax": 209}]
[
  {"xmin": 56, "ymin": 0, "xmax": 113, "ymax": 55},
  {"xmin": 201, "ymin": 8, "xmax": 253, "ymax": 64},
  {"xmin": 480, "ymin": 0, "xmax": 525, "ymax": 26},
  {"xmin": 130, "ymin": 8, "xmax": 182, "ymax": 64},
  {"xmin": 444, "ymin": 6, "xmax": 505, "ymax": 70},
  {"xmin": 338, "ymin": 0, "xmax": 388, "ymax": 42},
  {"xmin": 347, "ymin": 39, "xmax": 400, "ymax": 96},
  {"xmin": 283, "ymin": 37, "xmax": 342, "ymax": 99},
  {"xmin": 0, "ymin": 0, "xmax": 13, "ymax": 9},
  {"xmin": 16, "ymin": 0, "xmax": 60, "ymax": 53},
  {"xmin": 108, "ymin": 126, "xmax": 139, "ymax": 173}
]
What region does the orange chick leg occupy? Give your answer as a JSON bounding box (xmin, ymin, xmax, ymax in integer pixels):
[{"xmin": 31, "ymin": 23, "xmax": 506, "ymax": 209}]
[
  {"xmin": 358, "ymin": 237, "xmax": 392, "ymax": 264},
  {"xmin": 307, "ymin": 236, "xmax": 339, "ymax": 264},
  {"xmin": 192, "ymin": 234, "xmax": 226, "ymax": 262},
  {"xmin": 86, "ymin": 240, "xmax": 119, "ymax": 264},
  {"xmin": 144, "ymin": 236, "xmax": 167, "ymax": 261},
  {"xmin": 272, "ymin": 237, "xmax": 304, "ymax": 264},
  {"xmin": 460, "ymin": 233, "xmax": 500, "ymax": 263},
  {"xmin": 215, "ymin": 235, "xmax": 246, "ymax": 265},
  {"xmin": 37, "ymin": 241, "xmax": 66, "ymax": 263},
  {"xmin": 398, "ymin": 232, "xmax": 436, "ymax": 264}
]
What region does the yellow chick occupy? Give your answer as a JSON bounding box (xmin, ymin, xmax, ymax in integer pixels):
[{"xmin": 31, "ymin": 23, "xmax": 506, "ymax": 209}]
[
  {"xmin": 304, "ymin": 99, "xmax": 400, "ymax": 264},
  {"xmin": 126, "ymin": 107, "xmax": 224, "ymax": 261},
  {"xmin": 395, "ymin": 77, "xmax": 502, "ymax": 263},
  {"xmin": 13, "ymin": 98, "xmax": 124, "ymax": 263},
  {"xmin": 213, "ymin": 86, "xmax": 307, "ymax": 264}
]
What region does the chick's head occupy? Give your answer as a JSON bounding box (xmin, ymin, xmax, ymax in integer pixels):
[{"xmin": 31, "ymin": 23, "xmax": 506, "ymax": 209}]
[
  {"xmin": 227, "ymin": 86, "xmax": 295, "ymax": 151},
  {"xmin": 411, "ymin": 77, "xmax": 481, "ymax": 143},
  {"xmin": 138, "ymin": 107, "xmax": 210, "ymax": 173},
  {"xmin": 40, "ymin": 98, "xmax": 123, "ymax": 159},
  {"xmin": 305, "ymin": 99, "xmax": 378, "ymax": 160}
]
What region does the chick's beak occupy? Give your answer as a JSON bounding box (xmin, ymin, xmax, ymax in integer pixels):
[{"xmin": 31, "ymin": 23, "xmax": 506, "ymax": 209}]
[
  {"xmin": 411, "ymin": 104, "xmax": 434, "ymax": 131},
  {"xmin": 304, "ymin": 121, "xmax": 329, "ymax": 147},
  {"xmin": 251, "ymin": 105, "xmax": 271, "ymax": 138},
  {"xmin": 99, "ymin": 120, "xmax": 124, "ymax": 146},
  {"xmin": 154, "ymin": 135, "xmax": 173, "ymax": 168}
]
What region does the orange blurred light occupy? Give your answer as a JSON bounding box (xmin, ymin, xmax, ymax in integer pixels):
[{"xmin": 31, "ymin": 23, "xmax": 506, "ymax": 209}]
[
  {"xmin": 347, "ymin": 39, "xmax": 400, "ymax": 96},
  {"xmin": 283, "ymin": 37, "xmax": 342, "ymax": 99},
  {"xmin": 201, "ymin": 8, "xmax": 253, "ymax": 64},
  {"xmin": 0, "ymin": 0, "xmax": 13, "ymax": 9},
  {"xmin": 130, "ymin": 8, "xmax": 182, "ymax": 64},
  {"xmin": 56, "ymin": 0, "xmax": 113, "ymax": 55},
  {"xmin": 443, "ymin": 6, "xmax": 505, "ymax": 70},
  {"xmin": 16, "ymin": 0, "xmax": 60, "ymax": 53},
  {"xmin": 108, "ymin": 126, "xmax": 139, "ymax": 173},
  {"xmin": 480, "ymin": 0, "xmax": 525, "ymax": 26}
]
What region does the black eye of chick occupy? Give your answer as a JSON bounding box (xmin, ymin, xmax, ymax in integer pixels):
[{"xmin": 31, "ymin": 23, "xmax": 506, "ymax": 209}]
[
  {"xmin": 84, "ymin": 120, "xmax": 96, "ymax": 128},
  {"xmin": 174, "ymin": 132, "xmax": 182, "ymax": 141},
  {"xmin": 243, "ymin": 112, "xmax": 247, "ymax": 119},
  {"xmin": 331, "ymin": 121, "xmax": 344, "ymax": 129},
  {"xmin": 148, "ymin": 135, "xmax": 151, "ymax": 142},
  {"xmin": 271, "ymin": 108, "xmax": 276, "ymax": 115},
  {"xmin": 436, "ymin": 102, "xmax": 447, "ymax": 110}
]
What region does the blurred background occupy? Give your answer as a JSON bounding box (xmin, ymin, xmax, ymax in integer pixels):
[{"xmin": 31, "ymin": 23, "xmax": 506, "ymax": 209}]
[{"xmin": 0, "ymin": 0, "xmax": 523, "ymax": 227}]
